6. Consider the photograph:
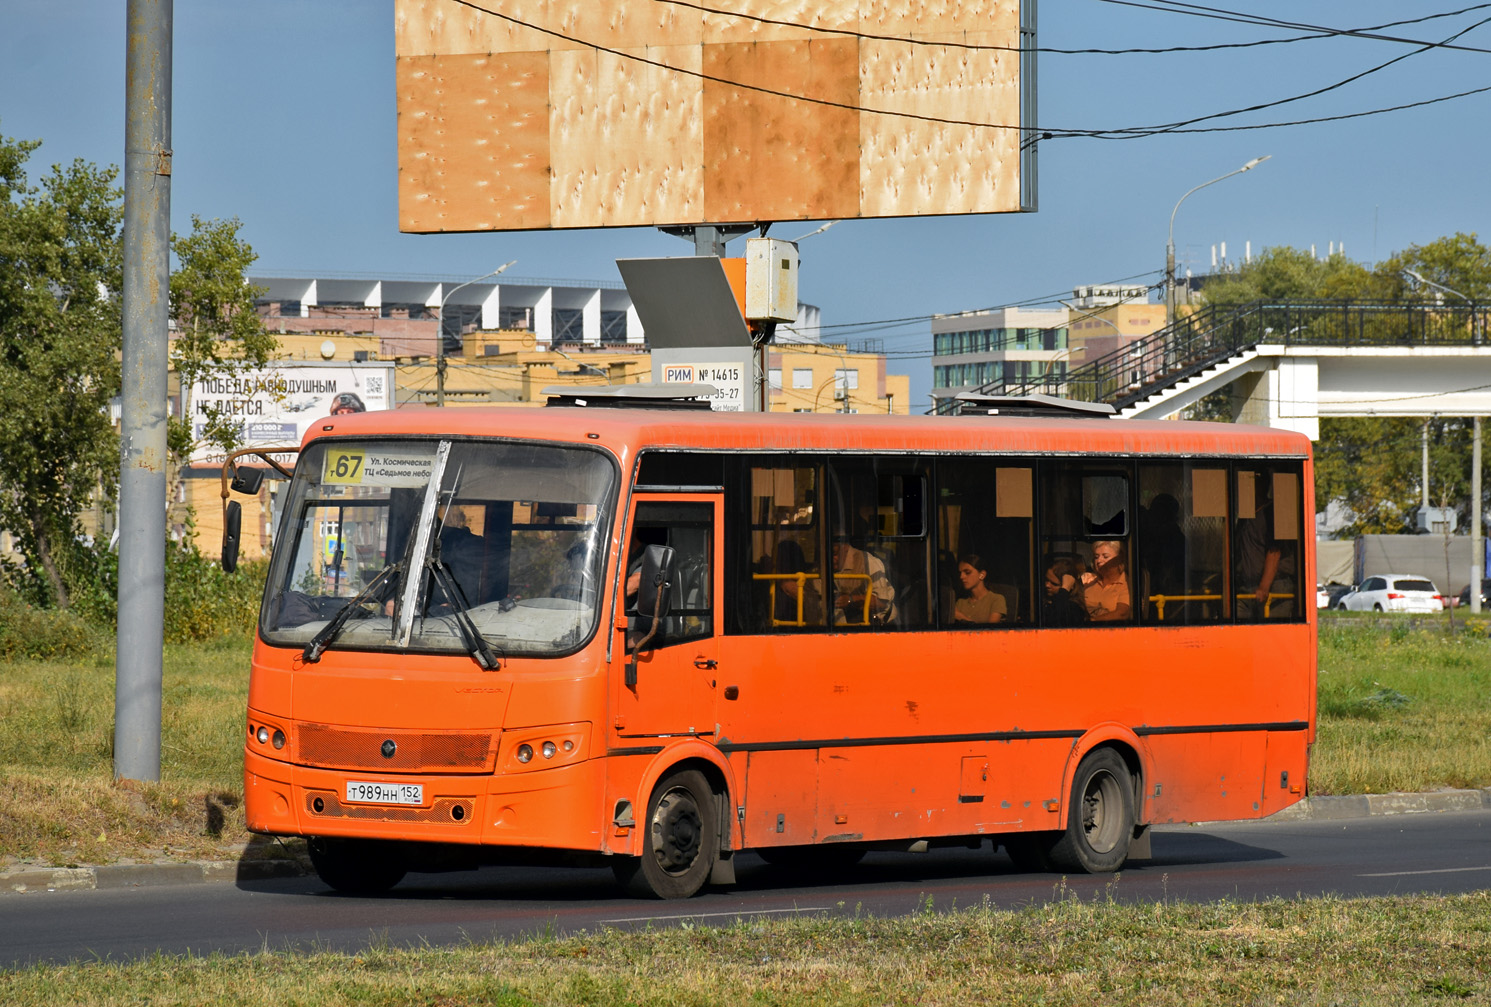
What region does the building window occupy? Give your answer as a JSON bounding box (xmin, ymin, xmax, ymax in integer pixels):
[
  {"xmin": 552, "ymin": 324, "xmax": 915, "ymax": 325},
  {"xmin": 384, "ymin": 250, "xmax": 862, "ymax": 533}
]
[
  {"xmin": 552, "ymin": 308, "xmax": 584, "ymax": 342},
  {"xmin": 769, "ymin": 368, "xmax": 782, "ymax": 392},
  {"xmin": 600, "ymin": 310, "xmax": 628, "ymax": 344},
  {"xmin": 835, "ymin": 368, "xmax": 859, "ymax": 390},
  {"xmin": 792, "ymin": 368, "xmax": 813, "ymax": 389}
]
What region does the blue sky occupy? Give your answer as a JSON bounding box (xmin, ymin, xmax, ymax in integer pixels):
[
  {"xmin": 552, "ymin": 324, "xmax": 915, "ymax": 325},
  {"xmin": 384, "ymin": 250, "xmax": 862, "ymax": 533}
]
[{"xmin": 5, "ymin": 1, "xmax": 1489, "ymax": 408}]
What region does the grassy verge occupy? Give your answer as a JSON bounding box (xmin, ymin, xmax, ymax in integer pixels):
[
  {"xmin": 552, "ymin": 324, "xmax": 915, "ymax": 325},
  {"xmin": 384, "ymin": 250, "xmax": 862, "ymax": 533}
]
[
  {"xmin": 1, "ymin": 618, "xmax": 1489, "ymax": 867},
  {"xmin": 3, "ymin": 892, "xmax": 1490, "ymax": 1005},
  {"xmin": 1313, "ymin": 613, "xmax": 1491, "ymax": 794},
  {"xmin": 0, "ymin": 636, "xmax": 260, "ymax": 868}
]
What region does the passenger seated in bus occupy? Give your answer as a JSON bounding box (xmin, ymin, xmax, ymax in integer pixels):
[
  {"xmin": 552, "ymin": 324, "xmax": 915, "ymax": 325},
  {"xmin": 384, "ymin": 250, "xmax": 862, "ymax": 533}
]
[
  {"xmin": 1081, "ymin": 539, "xmax": 1132, "ymax": 622},
  {"xmin": 772, "ymin": 539, "xmax": 822, "ymax": 626},
  {"xmin": 952, "ymin": 553, "xmax": 1005, "ymax": 624},
  {"xmin": 1043, "ymin": 555, "xmax": 1088, "ymax": 626},
  {"xmin": 832, "ymin": 536, "xmax": 896, "ymax": 626}
]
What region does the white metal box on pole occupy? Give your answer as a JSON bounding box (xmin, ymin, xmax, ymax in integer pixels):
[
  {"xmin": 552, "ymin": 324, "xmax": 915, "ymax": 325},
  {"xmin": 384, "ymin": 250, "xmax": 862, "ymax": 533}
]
[{"xmin": 745, "ymin": 238, "xmax": 799, "ymax": 323}]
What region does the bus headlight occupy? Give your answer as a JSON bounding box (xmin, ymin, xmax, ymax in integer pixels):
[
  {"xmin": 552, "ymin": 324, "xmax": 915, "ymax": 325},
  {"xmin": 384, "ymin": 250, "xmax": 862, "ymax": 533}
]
[
  {"xmin": 256, "ymin": 726, "xmax": 270, "ymax": 745},
  {"xmin": 502, "ymin": 724, "xmax": 590, "ymax": 773}
]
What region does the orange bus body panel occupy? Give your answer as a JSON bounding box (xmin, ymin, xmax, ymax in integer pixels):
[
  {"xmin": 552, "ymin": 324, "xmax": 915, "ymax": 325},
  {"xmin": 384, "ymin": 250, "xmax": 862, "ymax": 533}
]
[{"xmin": 243, "ymin": 406, "xmax": 1316, "ymax": 863}]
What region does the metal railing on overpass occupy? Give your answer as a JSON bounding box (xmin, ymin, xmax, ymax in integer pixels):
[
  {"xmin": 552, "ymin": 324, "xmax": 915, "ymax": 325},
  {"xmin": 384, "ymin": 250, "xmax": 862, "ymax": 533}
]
[{"xmin": 942, "ymin": 300, "xmax": 1488, "ymax": 414}]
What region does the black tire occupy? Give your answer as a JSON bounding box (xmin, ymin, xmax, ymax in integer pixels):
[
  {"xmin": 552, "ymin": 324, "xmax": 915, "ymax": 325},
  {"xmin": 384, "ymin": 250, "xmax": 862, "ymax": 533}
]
[
  {"xmin": 1045, "ymin": 749, "xmax": 1135, "ymax": 874},
  {"xmin": 1373, "ymin": 603, "xmax": 1384, "ymax": 612},
  {"xmin": 613, "ymin": 769, "xmax": 718, "ymax": 899},
  {"xmin": 307, "ymin": 837, "xmax": 407, "ymax": 895},
  {"xmin": 757, "ymin": 845, "xmax": 867, "ymax": 873}
]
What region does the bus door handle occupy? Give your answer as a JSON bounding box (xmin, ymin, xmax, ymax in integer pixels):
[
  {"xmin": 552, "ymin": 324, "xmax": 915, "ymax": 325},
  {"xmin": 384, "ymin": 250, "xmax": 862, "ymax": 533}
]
[{"xmin": 694, "ymin": 657, "xmax": 718, "ymax": 670}]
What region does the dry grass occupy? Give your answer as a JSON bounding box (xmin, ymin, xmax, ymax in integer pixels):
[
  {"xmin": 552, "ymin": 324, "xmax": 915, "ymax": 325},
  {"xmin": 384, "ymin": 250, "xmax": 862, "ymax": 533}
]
[{"xmin": 3, "ymin": 891, "xmax": 1490, "ymax": 1004}]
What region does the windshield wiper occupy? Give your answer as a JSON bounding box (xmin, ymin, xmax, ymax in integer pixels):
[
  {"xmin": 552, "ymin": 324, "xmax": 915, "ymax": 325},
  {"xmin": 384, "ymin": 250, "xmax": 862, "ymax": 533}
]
[
  {"xmin": 302, "ymin": 562, "xmax": 402, "ymax": 664},
  {"xmin": 426, "ymin": 557, "xmax": 501, "ymax": 670}
]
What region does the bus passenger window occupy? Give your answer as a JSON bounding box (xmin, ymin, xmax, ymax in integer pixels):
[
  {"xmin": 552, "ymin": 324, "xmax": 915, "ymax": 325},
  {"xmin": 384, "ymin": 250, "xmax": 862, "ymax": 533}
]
[
  {"xmin": 1233, "ymin": 468, "xmax": 1301, "ymax": 621},
  {"xmin": 827, "ymin": 460, "xmax": 931, "ymax": 629},
  {"xmin": 1138, "ymin": 463, "xmax": 1228, "ymax": 624},
  {"xmin": 936, "ymin": 460, "xmax": 1033, "ymax": 627},
  {"xmin": 1039, "ymin": 460, "xmax": 1134, "ymax": 626},
  {"xmin": 745, "ymin": 464, "xmax": 825, "ymax": 631}
]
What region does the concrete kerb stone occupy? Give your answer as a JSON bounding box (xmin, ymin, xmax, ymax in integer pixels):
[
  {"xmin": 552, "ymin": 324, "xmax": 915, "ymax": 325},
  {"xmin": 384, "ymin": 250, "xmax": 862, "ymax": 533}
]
[{"xmin": 4, "ymin": 789, "xmax": 1491, "ymax": 895}]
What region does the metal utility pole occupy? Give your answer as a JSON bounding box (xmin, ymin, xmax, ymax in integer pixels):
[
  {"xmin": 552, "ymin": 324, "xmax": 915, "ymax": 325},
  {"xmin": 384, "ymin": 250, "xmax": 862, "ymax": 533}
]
[{"xmin": 116, "ymin": 0, "xmax": 172, "ymax": 784}]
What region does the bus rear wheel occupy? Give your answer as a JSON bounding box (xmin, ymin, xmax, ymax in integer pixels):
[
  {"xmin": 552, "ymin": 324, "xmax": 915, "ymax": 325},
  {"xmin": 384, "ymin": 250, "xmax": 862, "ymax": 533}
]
[
  {"xmin": 613, "ymin": 769, "xmax": 718, "ymax": 899},
  {"xmin": 307, "ymin": 837, "xmax": 408, "ymax": 895},
  {"xmin": 1046, "ymin": 749, "xmax": 1135, "ymax": 874}
]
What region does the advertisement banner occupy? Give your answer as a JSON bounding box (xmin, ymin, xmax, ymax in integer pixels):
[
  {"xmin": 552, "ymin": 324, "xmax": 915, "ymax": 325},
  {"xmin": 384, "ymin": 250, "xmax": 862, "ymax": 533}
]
[{"xmin": 187, "ymin": 362, "xmax": 396, "ymax": 465}]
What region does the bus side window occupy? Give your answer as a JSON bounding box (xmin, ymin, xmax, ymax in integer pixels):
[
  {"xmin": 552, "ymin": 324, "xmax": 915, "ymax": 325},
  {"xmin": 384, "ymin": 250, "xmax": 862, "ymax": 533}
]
[
  {"xmin": 1039, "ymin": 460, "xmax": 1134, "ymax": 626},
  {"xmin": 1138, "ymin": 463, "xmax": 1228, "ymax": 624},
  {"xmin": 1233, "ymin": 467, "xmax": 1302, "ymax": 621},
  {"xmin": 936, "ymin": 459, "xmax": 1034, "ymax": 626},
  {"xmin": 744, "ymin": 463, "xmax": 824, "ymax": 632}
]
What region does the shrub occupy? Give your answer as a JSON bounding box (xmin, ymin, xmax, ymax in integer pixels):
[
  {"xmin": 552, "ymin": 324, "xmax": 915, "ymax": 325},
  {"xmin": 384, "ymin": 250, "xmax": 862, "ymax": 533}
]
[{"xmin": 0, "ymin": 587, "xmax": 107, "ymax": 660}]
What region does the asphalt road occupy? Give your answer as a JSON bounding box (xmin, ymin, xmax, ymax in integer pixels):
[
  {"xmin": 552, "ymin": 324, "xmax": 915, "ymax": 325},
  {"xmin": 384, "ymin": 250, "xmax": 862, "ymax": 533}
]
[{"xmin": 4, "ymin": 809, "xmax": 1490, "ymax": 969}]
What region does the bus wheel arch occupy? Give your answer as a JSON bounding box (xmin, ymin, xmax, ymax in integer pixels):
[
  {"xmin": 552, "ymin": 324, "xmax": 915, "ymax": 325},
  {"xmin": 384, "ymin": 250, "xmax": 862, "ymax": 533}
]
[{"xmin": 614, "ymin": 752, "xmax": 735, "ymax": 899}]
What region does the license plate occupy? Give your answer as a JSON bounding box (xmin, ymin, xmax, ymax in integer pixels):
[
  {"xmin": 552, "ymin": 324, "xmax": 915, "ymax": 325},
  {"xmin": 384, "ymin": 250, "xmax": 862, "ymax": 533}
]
[{"xmin": 344, "ymin": 781, "xmax": 423, "ymax": 806}]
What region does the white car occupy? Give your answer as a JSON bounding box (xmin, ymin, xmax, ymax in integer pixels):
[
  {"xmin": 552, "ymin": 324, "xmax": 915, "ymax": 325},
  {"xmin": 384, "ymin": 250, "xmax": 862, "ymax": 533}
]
[{"xmin": 1338, "ymin": 574, "xmax": 1443, "ymax": 614}]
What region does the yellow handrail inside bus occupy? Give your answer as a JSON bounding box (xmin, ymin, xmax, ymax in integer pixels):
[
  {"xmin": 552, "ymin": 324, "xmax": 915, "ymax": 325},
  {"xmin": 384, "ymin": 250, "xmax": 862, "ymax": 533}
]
[
  {"xmin": 752, "ymin": 571, "xmax": 875, "ymax": 626},
  {"xmin": 1148, "ymin": 592, "xmax": 1293, "ymax": 620}
]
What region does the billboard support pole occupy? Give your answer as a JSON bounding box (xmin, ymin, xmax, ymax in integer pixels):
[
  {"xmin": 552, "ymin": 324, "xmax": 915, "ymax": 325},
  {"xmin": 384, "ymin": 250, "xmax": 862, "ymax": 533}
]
[{"xmin": 117, "ymin": 0, "xmax": 172, "ymax": 784}]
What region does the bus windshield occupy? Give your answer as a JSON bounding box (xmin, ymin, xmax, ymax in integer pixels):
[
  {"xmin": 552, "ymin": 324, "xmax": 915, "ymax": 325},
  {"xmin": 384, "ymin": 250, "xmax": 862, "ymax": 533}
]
[{"xmin": 260, "ymin": 438, "xmax": 616, "ymax": 660}]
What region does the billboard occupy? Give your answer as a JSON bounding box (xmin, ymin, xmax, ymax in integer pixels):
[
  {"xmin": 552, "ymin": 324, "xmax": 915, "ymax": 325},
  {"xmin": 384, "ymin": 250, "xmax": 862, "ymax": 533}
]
[
  {"xmin": 186, "ymin": 362, "xmax": 396, "ymax": 465},
  {"xmin": 396, "ymin": 0, "xmax": 1033, "ymax": 232}
]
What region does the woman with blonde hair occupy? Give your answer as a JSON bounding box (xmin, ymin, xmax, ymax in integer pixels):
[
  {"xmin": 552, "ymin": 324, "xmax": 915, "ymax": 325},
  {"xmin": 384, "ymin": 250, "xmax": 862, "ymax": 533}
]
[{"xmin": 1081, "ymin": 540, "xmax": 1131, "ymax": 622}]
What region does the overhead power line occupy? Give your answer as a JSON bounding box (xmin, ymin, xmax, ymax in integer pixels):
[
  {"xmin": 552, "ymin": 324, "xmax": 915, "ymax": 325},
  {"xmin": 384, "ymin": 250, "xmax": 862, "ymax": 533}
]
[
  {"xmin": 657, "ymin": 0, "xmax": 1491, "ymax": 56},
  {"xmin": 442, "ymin": 0, "xmax": 1491, "ymax": 141}
]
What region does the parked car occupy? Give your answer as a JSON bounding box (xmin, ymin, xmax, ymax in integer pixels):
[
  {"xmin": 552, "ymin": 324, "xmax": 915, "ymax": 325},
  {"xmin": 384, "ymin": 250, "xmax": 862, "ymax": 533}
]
[
  {"xmin": 1337, "ymin": 574, "xmax": 1443, "ymax": 613},
  {"xmin": 1324, "ymin": 583, "xmax": 1355, "ymax": 609},
  {"xmin": 1316, "ymin": 583, "xmax": 1331, "ymax": 609},
  {"xmin": 1457, "ymin": 579, "xmax": 1491, "ymax": 609}
]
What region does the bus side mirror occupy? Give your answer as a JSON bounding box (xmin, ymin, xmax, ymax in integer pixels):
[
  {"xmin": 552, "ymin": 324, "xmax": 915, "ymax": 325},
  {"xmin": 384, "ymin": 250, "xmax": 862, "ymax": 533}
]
[
  {"xmin": 230, "ymin": 465, "xmax": 265, "ymax": 495},
  {"xmin": 222, "ymin": 500, "xmax": 242, "ymax": 574},
  {"xmin": 626, "ymin": 544, "xmax": 675, "ymax": 687}
]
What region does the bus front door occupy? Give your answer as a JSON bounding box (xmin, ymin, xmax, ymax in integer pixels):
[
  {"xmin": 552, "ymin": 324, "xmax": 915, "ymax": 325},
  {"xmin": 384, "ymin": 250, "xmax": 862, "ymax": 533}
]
[{"xmin": 612, "ymin": 496, "xmax": 722, "ymax": 740}]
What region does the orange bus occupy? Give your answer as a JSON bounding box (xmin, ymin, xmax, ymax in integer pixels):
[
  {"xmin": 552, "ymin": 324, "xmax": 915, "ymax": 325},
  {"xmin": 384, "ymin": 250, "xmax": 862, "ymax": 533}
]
[{"xmin": 230, "ymin": 400, "xmax": 1315, "ymax": 898}]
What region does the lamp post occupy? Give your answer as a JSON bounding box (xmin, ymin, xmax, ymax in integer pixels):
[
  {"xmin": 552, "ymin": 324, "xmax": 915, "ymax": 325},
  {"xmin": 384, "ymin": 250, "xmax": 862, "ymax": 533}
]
[
  {"xmin": 1166, "ymin": 156, "xmax": 1270, "ymax": 326},
  {"xmin": 1404, "ymin": 268, "xmax": 1485, "ymax": 612},
  {"xmin": 436, "ymin": 261, "xmax": 516, "ymax": 406}
]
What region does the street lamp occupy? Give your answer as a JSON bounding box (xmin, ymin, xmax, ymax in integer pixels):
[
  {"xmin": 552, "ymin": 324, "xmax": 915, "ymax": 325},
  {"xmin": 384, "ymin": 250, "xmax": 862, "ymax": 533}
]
[
  {"xmin": 436, "ymin": 261, "xmax": 517, "ymax": 406},
  {"xmin": 1166, "ymin": 156, "xmax": 1270, "ymax": 326},
  {"xmin": 1404, "ymin": 268, "xmax": 1485, "ymax": 613}
]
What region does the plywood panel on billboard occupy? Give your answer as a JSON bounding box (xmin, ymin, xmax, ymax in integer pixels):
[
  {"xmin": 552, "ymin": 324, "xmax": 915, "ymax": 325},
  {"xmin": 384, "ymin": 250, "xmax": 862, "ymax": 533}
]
[{"xmin": 396, "ymin": 0, "xmax": 1027, "ymax": 232}]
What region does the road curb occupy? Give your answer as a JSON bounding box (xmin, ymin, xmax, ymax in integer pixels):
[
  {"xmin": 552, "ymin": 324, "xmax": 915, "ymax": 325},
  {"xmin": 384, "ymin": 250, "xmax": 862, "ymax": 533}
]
[
  {"xmin": 1, "ymin": 854, "xmax": 309, "ymax": 896},
  {"xmin": 5, "ymin": 788, "xmax": 1491, "ymax": 895},
  {"xmin": 1264, "ymin": 786, "xmax": 1491, "ymax": 822}
]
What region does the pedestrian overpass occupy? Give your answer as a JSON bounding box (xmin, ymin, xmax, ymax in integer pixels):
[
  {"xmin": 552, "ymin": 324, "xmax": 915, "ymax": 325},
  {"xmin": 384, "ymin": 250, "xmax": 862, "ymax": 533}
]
[{"xmin": 954, "ymin": 300, "xmax": 1491, "ymax": 437}]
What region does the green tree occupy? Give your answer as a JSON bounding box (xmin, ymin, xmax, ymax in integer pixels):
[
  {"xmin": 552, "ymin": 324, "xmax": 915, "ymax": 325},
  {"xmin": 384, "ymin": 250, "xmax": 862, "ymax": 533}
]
[
  {"xmin": 169, "ymin": 215, "xmax": 277, "ymax": 461},
  {"xmin": 1198, "ymin": 246, "xmax": 1374, "ymax": 308},
  {"xmin": 0, "ymin": 131, "xmax": 123, "ymax": 607}
]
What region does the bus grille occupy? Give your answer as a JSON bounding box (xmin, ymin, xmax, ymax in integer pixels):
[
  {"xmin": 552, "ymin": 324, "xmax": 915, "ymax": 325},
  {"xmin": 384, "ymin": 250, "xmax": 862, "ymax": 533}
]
[
  {"xmin": 296, "ymin": 724, "xmax": 496, "ymax": 773},
  {"xmin": 304, "ymin": 791, "xmax": 475, "ymax": 825}
]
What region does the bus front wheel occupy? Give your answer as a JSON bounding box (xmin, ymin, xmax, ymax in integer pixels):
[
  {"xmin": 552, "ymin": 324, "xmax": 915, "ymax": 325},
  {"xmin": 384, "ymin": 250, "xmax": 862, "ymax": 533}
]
[
  {"xmin": 614, "ymin": 769, "xmax": 718, "ymax": 899},
  {"xmin": 1047, "ymin": 749, "xmax": 1135, "ymax": 874},
  {"xmin": 307, "ymin": 837, "xmax": 407, "ymax": 895}
]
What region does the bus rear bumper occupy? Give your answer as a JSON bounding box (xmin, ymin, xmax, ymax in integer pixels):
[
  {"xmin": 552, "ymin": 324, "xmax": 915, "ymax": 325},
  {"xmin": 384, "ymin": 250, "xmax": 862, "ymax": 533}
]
[{"xmin": 244, "ymin": 747, "xmax": 606, "ymax": 851}]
